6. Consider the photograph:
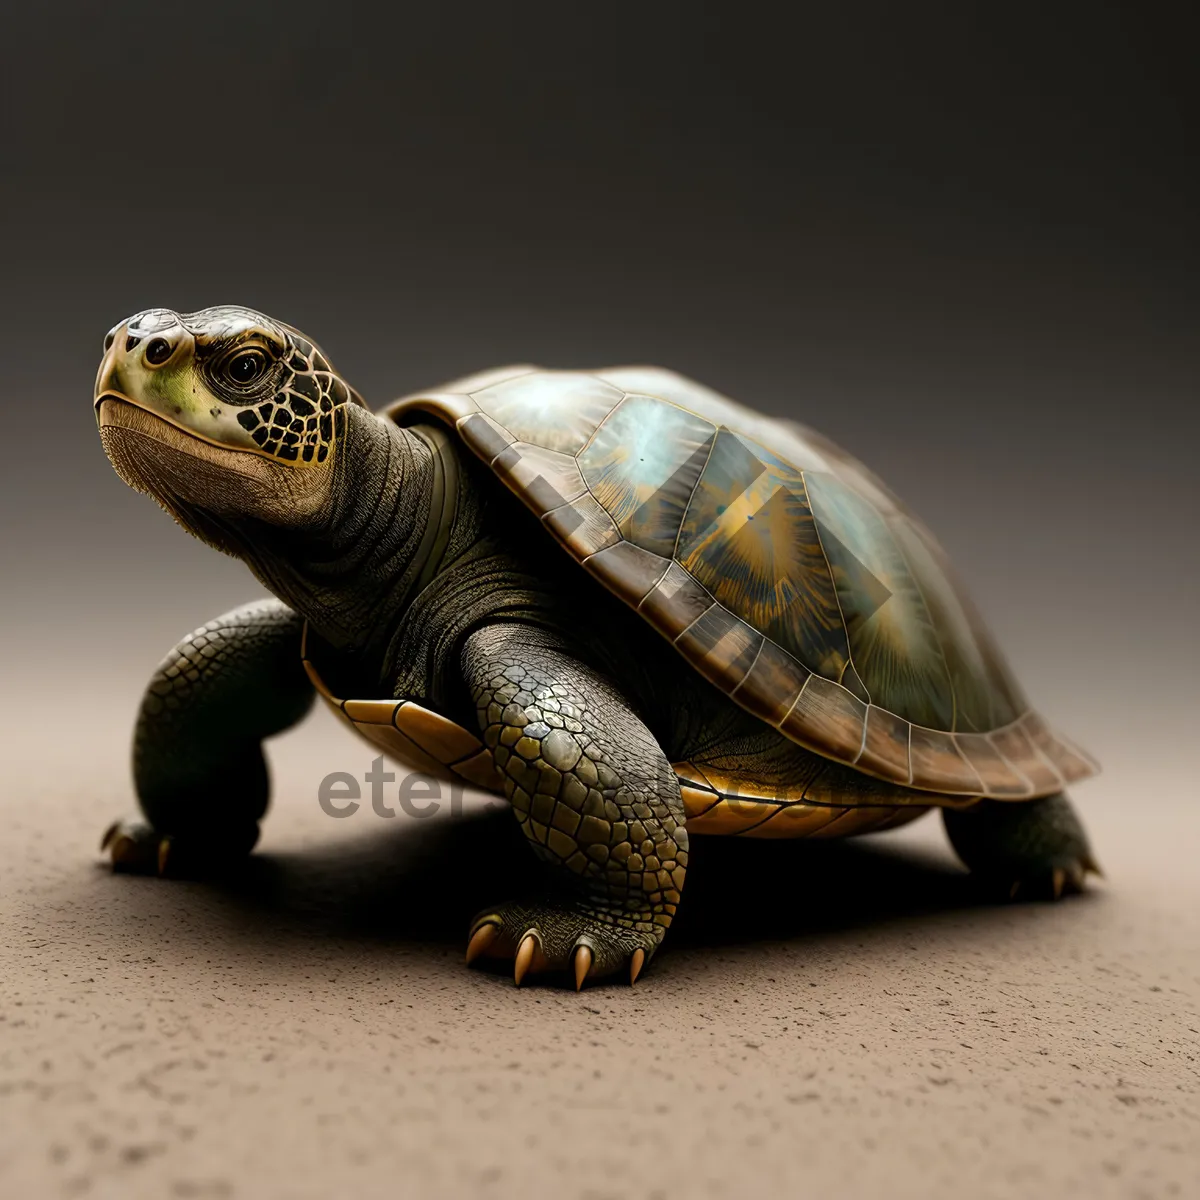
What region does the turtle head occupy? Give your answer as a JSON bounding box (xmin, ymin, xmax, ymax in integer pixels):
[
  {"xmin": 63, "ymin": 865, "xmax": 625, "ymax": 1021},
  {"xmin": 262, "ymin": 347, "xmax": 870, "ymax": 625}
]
[
  {"xmin": 95, "ymin": 305, "xmax": 365, "ymax": 467},
  {"xmin": 95, "ymin": 305, "xmax": 368, "ymax": 543}
]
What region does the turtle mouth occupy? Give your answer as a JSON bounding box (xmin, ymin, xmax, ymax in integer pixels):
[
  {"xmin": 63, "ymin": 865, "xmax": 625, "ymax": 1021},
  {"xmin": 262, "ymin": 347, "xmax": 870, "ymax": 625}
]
[
  {"xmin": 94, "ymin": 388, "xmax": 140, "ymax": 419},
  {"xmin": 95, "ymin": 391, "xmax": 274, "ymax": 463},
  {"xmin": 95, "ymin": 390, "xmax": 203, "ymax": 442},
  {"xmin": 95, "ymin": 393, "xmax": 218, "ymax": 455}
]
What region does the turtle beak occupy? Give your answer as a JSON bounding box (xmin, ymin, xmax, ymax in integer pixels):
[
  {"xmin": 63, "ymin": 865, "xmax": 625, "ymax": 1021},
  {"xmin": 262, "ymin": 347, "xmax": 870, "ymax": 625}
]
[{"xmin": 94, "ymin": 324, "xmax": 135, "ymax": 419}]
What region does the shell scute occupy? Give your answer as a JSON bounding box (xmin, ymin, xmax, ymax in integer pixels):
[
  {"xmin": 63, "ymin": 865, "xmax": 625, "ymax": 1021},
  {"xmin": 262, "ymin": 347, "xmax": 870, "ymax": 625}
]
[
  {"xmin": 457, "ymin": 411, "xmax": 515, "ymax": 462},
  {"xmin": 543, "ymin": 492, "xmax": 623, "ymax": 559},
  {"xmin": 908, "ymin": 724, "xmax": 984, "ymax": 794},
  {"xmin": 858, "ymin": 704, "xmax": 913, "ymax": 782},
  {"xmin": 585, "ymin": 540, "xmax": 669, "ymax": 602},
  {"xmin": 638, "ymin": 561, "xmax": 716, "ymax": 639},
  {"xmin": 493, "ymin": 441, "xmax": 589, "ymax": 512},
  {"xmin": 578, "ymin": 394, "xmax": 715, "ymax": 557},
  {"xmin": 956, "ymin": 732, "xmax": 1035, "ymax": 798},
  {"xmin": 889, "ymin": 516, "xmax": 1023, "ymax": 732},
  {"xmin": 804, "ymin": 470, "xmax": 954, "ymax": 728},
  {"xmin": 783, "ymin": 675, "xmax": 867, "ymax": 764},
  {"xmin": 731, "ymin": 637, "xmax": 811, "ymax": 727},
  {"xmin": 472, "ymin": 371, "xmax": 622, "ymax": 455},
  {"xmin": 991, "ymin": 723, "xmax": 1061, "ymax": 794},
  {"xmin": 677, "ymin": 428, "xmax": 850, "ymax": 683},
  {"xmin": 673, "ymin": 603, "xmax": 764, "ymax": 694}
]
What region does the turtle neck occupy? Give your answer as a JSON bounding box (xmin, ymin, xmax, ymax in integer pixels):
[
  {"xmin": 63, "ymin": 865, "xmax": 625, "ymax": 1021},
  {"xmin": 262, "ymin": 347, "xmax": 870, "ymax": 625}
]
[{"xmin": 230, "ymin": 403, "xmax": 462, "ymax": 681}]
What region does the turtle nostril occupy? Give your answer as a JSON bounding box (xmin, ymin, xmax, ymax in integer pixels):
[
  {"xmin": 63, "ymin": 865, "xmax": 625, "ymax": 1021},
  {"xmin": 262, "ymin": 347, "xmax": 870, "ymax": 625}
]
[
  {"xmin": 145, "ymin": 337, "xmax": 173, "ymax": 365},
  {"xmin": 125, "ymin": 336, "xmax": 142, "ymax": 352}
]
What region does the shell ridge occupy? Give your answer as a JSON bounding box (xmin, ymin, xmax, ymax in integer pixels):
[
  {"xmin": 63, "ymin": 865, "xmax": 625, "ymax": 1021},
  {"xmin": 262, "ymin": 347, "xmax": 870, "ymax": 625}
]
[
  {"xmin": 564, "ymin": 476, "xmax": 618, "ymax": 560},
  {"xmin": 684, "ymin": 790, "xmax": 726, "ymax": 818},
  {"xmin": 669, "ymin": 421, "xmax": 721, "ymax": 563},
  {"xmin": 813, "ymin": 808, "xmax": 860, "ymax": 835},
  {"xmin": 986, "ymin": 730, "xmax": 1036, "ymax": 797},
  {"xmin": 729, "ymin": 805, "xmax": 786, "ymax": 836},
  {"xmin": 778, "ymin": 671, "xmax": 813, "ymax": 728},
  {"xmin": 728, "ymin": 639, "xmax": 766, "ymax": 699},
  {"xmin": 880, "ymin": 510, "xmax": 960, "ymax": 728},
  {"xmin": 670, "ymin": 595, "xmax": 721, "ymax": 645},
  {"xmin": 850, "ymin": 706, "xmax": 872, "ymax": 766},
  {"xmin": 571, "ymin": 388, "xmax": 630, "ymax": 459},
  {"xmin": 798, "ymin": 469, "xmax": 874, "ymax": 707},
  {"xmin": 634, "ymin": 561, "xmax": 676, "ymax": 612},
  {"xmin": 936, "ymin": 730, "xmax": 987, "ymax": 793},
  {"xmin": 1021, "ymin": 725, "xmax": 1069, "ymax": 789}
]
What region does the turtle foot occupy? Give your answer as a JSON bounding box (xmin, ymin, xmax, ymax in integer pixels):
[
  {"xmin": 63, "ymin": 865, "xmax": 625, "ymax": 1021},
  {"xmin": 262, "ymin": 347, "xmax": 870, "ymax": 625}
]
[
  {"xmin": 99, "ymin": 817, "xmax": 258, "ymax": 877},
  {"xmin": 465, "ymin": 898, "xmax": 662, "ymax": 989},
  {"xmin": 1003, "ymin": 853, "xmax": 1103, "ymax": 902},
  {"xmin": 943, "ymin": 793, "xmax": 1101, "ymax": 904}
]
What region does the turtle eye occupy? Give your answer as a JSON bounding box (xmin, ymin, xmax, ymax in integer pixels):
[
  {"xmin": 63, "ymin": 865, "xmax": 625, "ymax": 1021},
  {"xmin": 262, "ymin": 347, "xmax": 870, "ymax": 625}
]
[
  {"xmin": 146, "ymin": 338, "xmax": 173, "ymax": 365},
  {"xmin": 227, "ymin": 349, "xmax": 268, "ymax": 385}
]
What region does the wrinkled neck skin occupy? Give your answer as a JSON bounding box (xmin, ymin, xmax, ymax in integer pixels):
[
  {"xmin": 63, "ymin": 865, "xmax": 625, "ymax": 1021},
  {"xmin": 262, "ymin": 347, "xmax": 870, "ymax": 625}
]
[
  {"xmin": 101, "ymin": 395, "xmax": 484, "ymax": 691},
  {"xmin": 230, "ymin": 404, "xmax": 462, "ymax": 674}
]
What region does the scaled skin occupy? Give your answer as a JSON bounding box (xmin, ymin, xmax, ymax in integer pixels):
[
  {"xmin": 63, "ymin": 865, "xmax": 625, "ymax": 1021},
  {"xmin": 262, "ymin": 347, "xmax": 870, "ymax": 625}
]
[{"xmin": 94, "ymin": 306, "xmax": 1098, "ymax": 988}]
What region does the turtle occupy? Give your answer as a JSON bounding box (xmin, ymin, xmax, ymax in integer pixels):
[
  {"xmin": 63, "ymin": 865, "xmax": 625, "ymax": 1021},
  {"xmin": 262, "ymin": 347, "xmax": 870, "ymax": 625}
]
[{"xmin": 93, "ymin": 304, "xmax": 1101, "ymax": 989}]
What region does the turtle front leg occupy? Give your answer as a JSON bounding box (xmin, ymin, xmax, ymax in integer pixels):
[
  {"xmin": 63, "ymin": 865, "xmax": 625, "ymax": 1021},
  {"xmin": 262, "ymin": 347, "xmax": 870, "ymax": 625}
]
[
  {"xmin": 942, "ymin": 792, "xmax": 1102, "ymax": 900},
  {"xmin": 102, "ymin": 599, "xmax": 314, "ymax": 876},
  {"xmin": 461, "ymin": 624, "xmax": 688, "ymax": 989}
]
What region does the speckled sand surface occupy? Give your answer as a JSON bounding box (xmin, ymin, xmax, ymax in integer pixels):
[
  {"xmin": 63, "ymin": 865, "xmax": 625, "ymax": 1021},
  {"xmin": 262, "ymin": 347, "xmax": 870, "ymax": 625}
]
[{"xmin": 2, "ymin": 695, "xmax": 1196, "ymax": 1200}]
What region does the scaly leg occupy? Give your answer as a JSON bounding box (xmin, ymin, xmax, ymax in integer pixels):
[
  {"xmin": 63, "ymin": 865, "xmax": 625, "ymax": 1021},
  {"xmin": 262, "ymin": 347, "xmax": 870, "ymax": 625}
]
[
  {"xmin": 461, "ymin": 624, "xmax": 688, "ymax": 988},
  {"xmin": 943, "ymin": 792, "xmax": 1101, "ymax": 900},
  {"xmin": 102, "ymin": 599, "xmax": 314, "ymax": 875}
]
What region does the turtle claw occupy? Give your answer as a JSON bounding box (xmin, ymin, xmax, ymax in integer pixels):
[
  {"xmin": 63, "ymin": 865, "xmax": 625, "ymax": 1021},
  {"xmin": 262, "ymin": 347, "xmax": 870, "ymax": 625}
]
[
  {"xmin": 464, "ymin": 917, "xmax": 553, "ymax": 983},
  {"xmin": 1046, "ymin": 859, "xmax": 1089, "ymax": 901},
  {"xmin": 99, "ymin": 817, "xmax": 256, "ymax": 877},
  {"xmin": 109, "ymin": 833, "xmax": 139, "ymax": 867},
  {"xmin": 100, "ymin": 821, "xmax": 120, "ymax": 853},
  {"xmin": 103, "ymin": 820, "xmax": 171, "ymax": 875},
  {"xmin": 464, "ymin": 921, "xmax": 498, "ymax": 965},
  {"xmin": 573, "ymin": 944, "xmax": 593, "ymax": 992},
  {"xmin": 514, "ymin": 934, "xmax": 538, "ymax": 987},
  {"xmin": 465, "ymin": 901, "xmax": 661, "ymax": 989},
  {"xmin": 629, "ymin": 947, "xmax": 646, "ymax": 985},
  {"xmin": 1000, "ymin": 857, "xmax": 1094, "ymax": 903}
]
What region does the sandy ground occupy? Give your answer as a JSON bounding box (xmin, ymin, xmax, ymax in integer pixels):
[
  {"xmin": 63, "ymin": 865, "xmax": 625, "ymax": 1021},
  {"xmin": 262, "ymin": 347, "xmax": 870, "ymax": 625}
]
[{"xmin": 1, "ymin": 681, "xmax": 1197, "ymax": 1200}]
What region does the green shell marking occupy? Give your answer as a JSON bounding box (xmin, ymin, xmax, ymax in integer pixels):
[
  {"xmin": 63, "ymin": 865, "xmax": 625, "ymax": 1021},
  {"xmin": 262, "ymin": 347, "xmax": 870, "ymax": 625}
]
[
  {"xmin": 383, "ymin": 366, "xmax": 1098, "ymax": 800},
  {"xmin": 675, "ymin": 429, "xmax": 855, "ymax": 688},
  {"xmin": 578, "ymin": 393, "xmax": 715, "ymax": 556}
]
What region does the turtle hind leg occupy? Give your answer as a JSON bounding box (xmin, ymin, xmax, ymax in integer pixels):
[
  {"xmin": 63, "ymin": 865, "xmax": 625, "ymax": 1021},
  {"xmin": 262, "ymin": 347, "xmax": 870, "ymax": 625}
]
[
  {"xmin": 460, "ymin": 623, "xmax": 688, "ymax": 990},
  {"xmin": 103, "ymin": 599, "xmax": 314, "ymax": 877},
  {"xmin": 942, "ymin": 792, "xmax": 1101, "ymax": 900}
]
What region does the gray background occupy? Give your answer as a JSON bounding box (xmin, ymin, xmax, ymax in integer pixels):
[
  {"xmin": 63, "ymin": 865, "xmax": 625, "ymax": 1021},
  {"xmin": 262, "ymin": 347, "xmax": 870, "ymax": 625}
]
[{"xmin": 1, "ymin": 5, "xmax": 1197, "ymax": 1198}]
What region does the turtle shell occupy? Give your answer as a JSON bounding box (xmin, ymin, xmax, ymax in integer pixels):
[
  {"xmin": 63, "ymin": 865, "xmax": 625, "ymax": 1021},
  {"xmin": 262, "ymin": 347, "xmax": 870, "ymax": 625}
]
[{"xmin": 383, "ymin": 366, "xmax": 1098, "ymax": 800}]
